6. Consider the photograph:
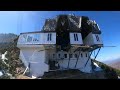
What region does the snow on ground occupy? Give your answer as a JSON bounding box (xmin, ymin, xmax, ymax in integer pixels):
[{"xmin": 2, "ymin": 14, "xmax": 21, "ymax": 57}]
[
  {"xmin": 0, "ymin": 71, "xmax": 3, "ymax": 76},
  {"xmin": 93, "ymin": 62, "xmax": 102, "ymax": 71}
]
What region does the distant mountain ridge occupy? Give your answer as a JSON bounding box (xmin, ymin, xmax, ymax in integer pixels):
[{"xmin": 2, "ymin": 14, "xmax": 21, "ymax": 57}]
[
  {"xmin": 0, "ymin": 33, "xmax": 18, "ymax": 53},
  {"xmin": 103, "ymin": 58, "xmax": 120, "ymax": 70},
  {"xmin": 108, "ymin": 61, "xmax": 120, "ymax": 69},
  {"xmin": 0, "ymin": 33, "xmax": 17, "ymax": 43}
]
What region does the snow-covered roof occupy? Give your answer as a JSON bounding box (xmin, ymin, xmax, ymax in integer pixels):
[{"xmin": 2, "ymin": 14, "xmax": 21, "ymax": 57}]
[
  {"xmin": 20, "ymin": 14, "xmax": 101, "ymax": 35},
  {"xmin": 42, "ymin": 14, "xmax": 81, "ymax": 32}
]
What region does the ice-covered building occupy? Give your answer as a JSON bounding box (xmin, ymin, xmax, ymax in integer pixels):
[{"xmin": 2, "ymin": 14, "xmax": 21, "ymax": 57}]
[{"xmin": 17, "ymin": 14, "xmax": 103, "ymax": 78}]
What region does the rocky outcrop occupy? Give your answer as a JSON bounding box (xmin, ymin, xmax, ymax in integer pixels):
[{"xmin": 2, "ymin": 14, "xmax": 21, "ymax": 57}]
[{"xmin": 42, "ymin": 69, "xmax": 106, "ymax": 79}]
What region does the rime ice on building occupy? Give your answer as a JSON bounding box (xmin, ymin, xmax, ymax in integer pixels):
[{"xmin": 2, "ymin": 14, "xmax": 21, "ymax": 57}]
[{"xmin": 17, "ymin": 14, "xmax": 103, "ymax": 78}]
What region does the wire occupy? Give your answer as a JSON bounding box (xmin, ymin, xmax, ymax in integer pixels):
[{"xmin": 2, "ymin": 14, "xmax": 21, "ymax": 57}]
[{"xmin": 17, "ymin": 12, "xmax": 23, "ymax": 34}]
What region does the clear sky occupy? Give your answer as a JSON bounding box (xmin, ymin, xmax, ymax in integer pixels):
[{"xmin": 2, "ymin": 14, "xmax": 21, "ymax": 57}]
[{"xmin": 0, "ymin": 11, "xmax": 119, "ymax": 62}]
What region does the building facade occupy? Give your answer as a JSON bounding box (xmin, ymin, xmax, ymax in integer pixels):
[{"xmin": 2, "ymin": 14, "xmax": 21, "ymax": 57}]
[{"xmin": 17, "ymin": 14, "xmax": 103, "ymax": 78}]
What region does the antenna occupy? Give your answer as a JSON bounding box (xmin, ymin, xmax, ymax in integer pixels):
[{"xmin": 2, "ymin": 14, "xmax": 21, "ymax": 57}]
[
  {"xmin": 102, "ymin": 46, "xmax": 116, "ymax": 47},
  {"xmin": 17, "ymin": 12, "xmax": 23, "ymax": 34}
]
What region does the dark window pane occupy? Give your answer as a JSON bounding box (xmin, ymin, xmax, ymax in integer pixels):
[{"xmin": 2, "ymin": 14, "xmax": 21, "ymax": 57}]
[
  {"xmin": 76, "ymin": 34, "xmax": 78, "ymax": 41},
  {"xmin": 50, "ymin": 33, "xmax": 52, "ymax": 41},
  {"xmin": 75, "ymin": 54, "xmax": 77, "ymax": 58},
  {"xmin": 27, "ymin": 36, "xmax": 32, "ymax": 42},
  {"xmin": 95, "ymin": 35, "xmax": 100, "ymax": 41},
  {"xmin": 58, "ymin": 54, "xmax": 60, "ymax": 58},
  {"xmin": 81, "ymin": 53, "xmax": 83, "ymax": 57},
  {"xmin": 47, "ymin": 34, "xmax": 49, "ymax": 41},
  {"xmin": 69, "ymin": 54, "xmax": 73, "ymax": 58},
  {"xmin": 64, "ymin": 54, "xmax": 67, "ymax": 58},
  {"xmin": 53, "ymin": 54, "xmax": 55, "ymax": 58},
  {"xmin": 74, "ymin": 34, "xmax": 76, "ymax": 41}
]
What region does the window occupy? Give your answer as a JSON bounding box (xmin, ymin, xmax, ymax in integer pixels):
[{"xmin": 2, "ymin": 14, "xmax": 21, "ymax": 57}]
[
  {"xmin": 64, "ymin": 54, "xmax": 67, "ymax": 58},
  {"xmin": 86, "ymin": 53, "xmax": 87, "ymax": 57},
  {"xmin": 47, "ymin": 33, "xmax": 52, "ymax": 41},
  {"xmin": 95, "ymin": 35, "xmax": 100, "ymax": 42},
  {"xmin": 69, "ymin": 54, "xmax": 73, "ymax": 58},
  {"xmin": 74, "ymin": 34, "xmax": 78, "ymax": 41},
  {"xmin": 74, "ymin": 34, "xmax": 76, "ymax": 41},
  {"xmin": 50, "ymin": 33, "xmax": 52, "ymax": 41},
  {"xmin": 76, "ymin": 34, "xmax": 78, "ymax": 41},
  {"xmin": 53, "ymin": 54, "xmax": 55, "ymax": 58},
  {"xmin": 47, "ymin": 34, "xmax": 49, "ymax": 41},
  {"xmin": 81, "ymin": 53, "xmax": 83, "ymax": 57},
  {"xmin": 58, "ymin": 54, "xmax": 61, "ymax": 58},
  {"xmin": 27, "ymin": 36, "xmax": 32, "ymax": 42},
  {"xmin": 22, "ymin": 34, "xmax": 27, "ymax": 42},
  {"xmin": 33, "ymin": 34, "xmax": 39, "ymax": 42},
  {"xmin": 75, "ymin": 54, "xmax": 78, "ymax": 58},
  {"xmin": 23, "ymin": 34, "xmax": 27, "ymax": 40}
]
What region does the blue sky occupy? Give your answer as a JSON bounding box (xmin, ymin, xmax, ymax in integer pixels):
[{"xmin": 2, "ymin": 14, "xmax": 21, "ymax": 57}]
[{"xmin": 0, "ymin": 11, "xmax": 119, "ymax": 62}]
